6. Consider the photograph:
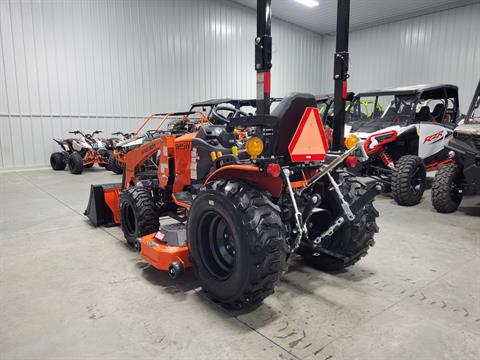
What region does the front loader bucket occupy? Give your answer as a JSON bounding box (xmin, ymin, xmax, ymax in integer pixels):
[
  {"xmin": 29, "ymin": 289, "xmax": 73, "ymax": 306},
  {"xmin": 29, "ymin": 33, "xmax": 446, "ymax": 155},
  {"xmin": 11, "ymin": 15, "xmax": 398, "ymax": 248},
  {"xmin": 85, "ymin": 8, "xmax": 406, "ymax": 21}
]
[{"xmin": 84, "ymin": 183, "xmax": 122, "ymax": 227}]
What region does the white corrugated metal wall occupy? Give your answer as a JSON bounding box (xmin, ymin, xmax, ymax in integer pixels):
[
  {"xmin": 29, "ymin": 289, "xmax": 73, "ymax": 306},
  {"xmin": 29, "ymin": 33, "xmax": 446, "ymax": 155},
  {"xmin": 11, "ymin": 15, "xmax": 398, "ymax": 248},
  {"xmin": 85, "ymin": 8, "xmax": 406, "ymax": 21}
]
[
  {"xmin": 1, "ymin": 1, "xmax": 479, "ymax": 169},
  {"xmin": 0, "ymin": 0, "xmax": 323, "ymax": 169},
  {"xmin": 320, "ymin": 3, "xmax": 480, "ymax": 111}
]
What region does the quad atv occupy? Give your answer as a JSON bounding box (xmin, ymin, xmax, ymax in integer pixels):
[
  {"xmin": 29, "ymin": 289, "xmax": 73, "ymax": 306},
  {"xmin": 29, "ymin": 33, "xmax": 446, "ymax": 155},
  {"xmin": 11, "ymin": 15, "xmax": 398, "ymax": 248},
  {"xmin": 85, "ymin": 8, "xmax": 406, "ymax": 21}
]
[
  {"xmin": 50, "ymin": 130, "xmax": 110, "ymax": 174},
  {"xmin": 432, "ymin": 80, "xmax": 480, "ymax": 213},
  {"xmin": 344, "ymin": 84, "xmax": 459, "ymax": 206}
]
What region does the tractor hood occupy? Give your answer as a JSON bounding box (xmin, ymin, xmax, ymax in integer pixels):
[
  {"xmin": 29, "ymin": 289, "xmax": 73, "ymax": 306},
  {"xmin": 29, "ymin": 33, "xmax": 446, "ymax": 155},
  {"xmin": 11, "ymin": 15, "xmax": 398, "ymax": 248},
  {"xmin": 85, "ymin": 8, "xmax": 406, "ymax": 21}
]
[
  {"xmin": 454, "ymin": 123, "xmax": 480, "ymax": 136},
  {"xmin": 347, "ymin": 119, "xmax": 400, "ymax": 134},
  {"xmin": 344, "ymin": 123, "xmax": 403, "ymax": 140}
]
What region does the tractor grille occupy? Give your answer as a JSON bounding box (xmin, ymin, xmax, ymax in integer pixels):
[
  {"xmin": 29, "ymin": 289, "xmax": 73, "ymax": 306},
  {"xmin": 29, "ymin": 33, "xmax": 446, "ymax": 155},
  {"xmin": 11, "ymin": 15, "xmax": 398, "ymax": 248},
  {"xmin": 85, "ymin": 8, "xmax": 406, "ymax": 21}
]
[{"xmin": 473, "ymin": 136, "xmax": 480, "ymax": 151}]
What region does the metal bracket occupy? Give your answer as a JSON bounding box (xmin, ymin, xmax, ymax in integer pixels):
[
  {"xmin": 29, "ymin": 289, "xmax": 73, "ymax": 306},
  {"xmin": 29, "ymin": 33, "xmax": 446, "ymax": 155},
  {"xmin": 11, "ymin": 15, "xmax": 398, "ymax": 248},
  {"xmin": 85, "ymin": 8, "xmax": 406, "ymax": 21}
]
[
  {"xmin": 327, "ymin": 172, "xmax": 355, "ymax": 221},
  {"xmin": 282, "ymin": 168, "xmax": 306, "ymax": 251},
  {"xmin": 314, "ymin": 216, "xmax": 345, "ymax": 245}
]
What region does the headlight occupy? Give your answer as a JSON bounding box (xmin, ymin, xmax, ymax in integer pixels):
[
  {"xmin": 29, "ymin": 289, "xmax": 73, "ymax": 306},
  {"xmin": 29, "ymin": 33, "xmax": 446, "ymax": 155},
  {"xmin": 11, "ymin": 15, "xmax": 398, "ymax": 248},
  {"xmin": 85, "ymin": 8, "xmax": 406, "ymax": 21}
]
[
  {"xmin": 246, "ymin": 137, "xmax": 264, "ymax": 159},
  {"xmin": 344, "ymin": 134, "xmax": 359, "ymax": 149}
]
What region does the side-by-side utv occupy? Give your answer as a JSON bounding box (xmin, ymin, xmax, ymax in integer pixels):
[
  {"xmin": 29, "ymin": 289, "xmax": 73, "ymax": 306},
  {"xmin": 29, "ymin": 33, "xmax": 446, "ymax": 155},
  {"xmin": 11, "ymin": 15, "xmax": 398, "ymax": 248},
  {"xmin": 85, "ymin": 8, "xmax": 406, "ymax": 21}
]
[
  {"xmin": 344, "ymin": 84, "xmax": 459, "ymax": 206},
  {"xmin": 432, "ymin": 80, "xmax": 480, "ymax": 213}
]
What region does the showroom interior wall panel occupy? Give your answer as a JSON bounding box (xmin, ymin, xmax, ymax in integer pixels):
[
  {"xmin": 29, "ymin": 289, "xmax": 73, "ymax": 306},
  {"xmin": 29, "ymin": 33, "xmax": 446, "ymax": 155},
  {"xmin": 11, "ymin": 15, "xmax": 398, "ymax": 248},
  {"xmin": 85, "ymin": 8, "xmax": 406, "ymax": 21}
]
[
  {"xmin": 0, "ymin": 0, "xmax": 323, "ymax": 168},
  {"xmin": 319, "ymin": 3, "xmax": 480, "ymax": 111}
]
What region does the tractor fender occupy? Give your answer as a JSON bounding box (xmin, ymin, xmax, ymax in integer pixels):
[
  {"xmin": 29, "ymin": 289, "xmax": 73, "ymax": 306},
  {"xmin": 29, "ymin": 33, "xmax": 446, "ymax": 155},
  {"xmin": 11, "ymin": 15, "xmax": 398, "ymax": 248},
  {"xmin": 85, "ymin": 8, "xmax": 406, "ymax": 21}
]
[{"xmin": 205, "ymin": 164, "xmax": 283, "ymax": 198}]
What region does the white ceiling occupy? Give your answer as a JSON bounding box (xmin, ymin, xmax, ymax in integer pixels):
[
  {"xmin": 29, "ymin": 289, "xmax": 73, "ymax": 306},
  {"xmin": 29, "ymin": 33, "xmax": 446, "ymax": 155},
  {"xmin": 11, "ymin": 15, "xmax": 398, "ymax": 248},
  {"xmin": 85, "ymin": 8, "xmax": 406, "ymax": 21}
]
[{"xmin": 230, "ymin": 0, "xmax": 480, "ymax": 34}]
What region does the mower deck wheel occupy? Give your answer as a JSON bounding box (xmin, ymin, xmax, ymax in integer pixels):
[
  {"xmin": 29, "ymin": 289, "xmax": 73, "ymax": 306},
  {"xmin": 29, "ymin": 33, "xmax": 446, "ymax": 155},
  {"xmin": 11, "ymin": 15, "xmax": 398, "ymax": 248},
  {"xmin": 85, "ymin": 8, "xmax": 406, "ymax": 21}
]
[
  {"xmin": 392, "ymin": 155, "xmax": 426, "ymax": 206},
  {"xmin": 188, "ymin": 180, "xmax": 289, "ymax": 310},
  {"xmin": 120, "ymin": 187, "xmax": 159, "ymax": 246},
  {"xmin": 50, "ymin": 152, "xmax": 66, "ymax": 170},
  {"xmin": 68, "ymin": 152, "xmax": 84, "ymax": 174},
  {"xmin": 432, "ymin": 164, "xmax": 463, "ymax": 213}
]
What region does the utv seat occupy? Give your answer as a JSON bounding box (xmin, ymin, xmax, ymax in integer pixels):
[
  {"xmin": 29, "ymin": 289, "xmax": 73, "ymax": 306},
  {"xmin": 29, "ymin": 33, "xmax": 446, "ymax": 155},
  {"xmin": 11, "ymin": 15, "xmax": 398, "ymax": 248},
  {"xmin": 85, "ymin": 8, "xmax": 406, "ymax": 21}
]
[
  {"xmin": 432, "ymin": 104, "xmax": 445, "ymax": 123},
  {"xmin": 415, "ymin": 106, "xmax": 432, "ymax": 123}
]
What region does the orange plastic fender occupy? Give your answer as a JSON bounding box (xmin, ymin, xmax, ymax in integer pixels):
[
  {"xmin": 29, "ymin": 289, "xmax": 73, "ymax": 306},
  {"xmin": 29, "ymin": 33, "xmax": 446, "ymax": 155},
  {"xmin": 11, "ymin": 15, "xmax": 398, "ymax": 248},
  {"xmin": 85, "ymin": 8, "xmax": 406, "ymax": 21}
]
[
  {"xmin": 140, "ymin": 233, "xmax": 191, "ymax": 271},
  {"xmin": 205, "ymin": 164, "xmax": 283, "ymax": 198}
]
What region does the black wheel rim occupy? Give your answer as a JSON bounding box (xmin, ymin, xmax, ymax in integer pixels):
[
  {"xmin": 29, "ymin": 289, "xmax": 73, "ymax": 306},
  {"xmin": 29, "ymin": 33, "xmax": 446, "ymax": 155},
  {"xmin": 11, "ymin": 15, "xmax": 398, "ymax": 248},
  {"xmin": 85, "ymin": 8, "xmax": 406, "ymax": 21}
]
[
  {"xmin": 410, "ymin": 167, "xmax": 425, "ymax": 195},
  {"xmin": 198, "ymin": 210, "xmax": 236, "ymax": 280},
  {"xmin": 123, "ymin": 203, "xmax": 136, "ymax": 236}
]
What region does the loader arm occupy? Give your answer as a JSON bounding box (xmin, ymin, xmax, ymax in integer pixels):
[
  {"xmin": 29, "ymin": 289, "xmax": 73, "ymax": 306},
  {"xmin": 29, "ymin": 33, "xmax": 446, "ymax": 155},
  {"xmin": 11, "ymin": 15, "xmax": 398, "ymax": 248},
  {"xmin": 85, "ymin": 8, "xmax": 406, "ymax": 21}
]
[{"xmin": 123, "ymin": 138, "xmax": 163, "ymax": 189}]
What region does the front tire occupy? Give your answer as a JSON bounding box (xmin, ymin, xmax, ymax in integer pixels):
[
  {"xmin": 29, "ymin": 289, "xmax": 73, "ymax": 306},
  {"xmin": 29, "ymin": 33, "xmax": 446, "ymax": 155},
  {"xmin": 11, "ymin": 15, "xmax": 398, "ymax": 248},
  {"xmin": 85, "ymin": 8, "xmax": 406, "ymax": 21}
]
[
  {"xmin": 432, "ymin": 164, "xmax": 463, "ymax": 213},
  {"xmin": 392, "ymin": 155, "xmax": 426, "ymax": 206},
  {"xmin": 68, "ymin": 152, "xmax": 84, "ymax": 174},
  {"xmin": 188, "ymin": 180, "xmax": 289, "ymax": 309},
  {"xmin": 108, "ymin": 153, "xmax": 123, "ymax": 174},
  {"xmin": 120, "ymin": 188, "xmax": 159, "ymax": 246},
  {"xmin": 50, "ymin": 152, "xmax": 66, "ymax": 170},
  {"xmin": 300, "ymin": 175, "xmax": 379, "ymax": 272}
]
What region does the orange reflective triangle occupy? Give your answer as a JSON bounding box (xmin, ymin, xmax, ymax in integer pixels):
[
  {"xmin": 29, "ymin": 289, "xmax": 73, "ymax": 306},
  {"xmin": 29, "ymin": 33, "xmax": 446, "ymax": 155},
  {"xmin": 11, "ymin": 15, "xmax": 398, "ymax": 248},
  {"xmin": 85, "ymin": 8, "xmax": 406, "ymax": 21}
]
[{"xmin": 288, "ymin": 107, "xmax": 329, "ymax": 162}]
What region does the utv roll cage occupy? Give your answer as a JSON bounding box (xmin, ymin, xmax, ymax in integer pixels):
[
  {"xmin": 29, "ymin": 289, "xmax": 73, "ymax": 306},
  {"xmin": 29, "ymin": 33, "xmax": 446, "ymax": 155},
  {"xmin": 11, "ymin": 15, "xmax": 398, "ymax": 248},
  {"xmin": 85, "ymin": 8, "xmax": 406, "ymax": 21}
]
[{"xmin": 352, "ymin": 84, "xmax": 459, "ymax": 123}]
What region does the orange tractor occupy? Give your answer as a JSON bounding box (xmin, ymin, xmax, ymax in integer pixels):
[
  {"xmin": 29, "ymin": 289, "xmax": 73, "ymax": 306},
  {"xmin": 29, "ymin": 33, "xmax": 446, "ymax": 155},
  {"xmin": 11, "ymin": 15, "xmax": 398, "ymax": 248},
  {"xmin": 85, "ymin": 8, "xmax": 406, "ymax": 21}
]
[{"xmin": 85, "ymin": 0, "xmax": 381, "ymax": 309}]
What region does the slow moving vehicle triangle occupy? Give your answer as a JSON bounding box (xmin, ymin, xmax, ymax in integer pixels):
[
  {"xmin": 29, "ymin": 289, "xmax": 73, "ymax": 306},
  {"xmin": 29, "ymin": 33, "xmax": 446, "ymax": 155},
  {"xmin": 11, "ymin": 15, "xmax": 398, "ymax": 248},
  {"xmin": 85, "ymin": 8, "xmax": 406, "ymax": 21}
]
[{"xmin": 288, "ymin": 107, "xmax": 329, "ymax": 162}]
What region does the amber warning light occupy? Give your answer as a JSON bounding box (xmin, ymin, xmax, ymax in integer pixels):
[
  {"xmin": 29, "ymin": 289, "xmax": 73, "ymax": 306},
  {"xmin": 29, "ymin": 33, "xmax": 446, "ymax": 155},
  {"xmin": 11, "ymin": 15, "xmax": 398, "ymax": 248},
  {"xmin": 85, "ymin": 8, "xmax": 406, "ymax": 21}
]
[{"xmin": 288, "ymin": 107, "xmax": 329, "ymax": 162}]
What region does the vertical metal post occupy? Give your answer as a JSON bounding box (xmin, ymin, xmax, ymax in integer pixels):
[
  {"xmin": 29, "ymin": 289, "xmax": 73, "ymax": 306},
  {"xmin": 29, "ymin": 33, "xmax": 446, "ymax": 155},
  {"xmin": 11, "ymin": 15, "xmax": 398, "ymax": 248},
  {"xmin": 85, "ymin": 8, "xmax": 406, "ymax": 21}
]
[
  {"xmin": 332, "ymin": 0, "xmax": 350, "ymax": 151},
  {"xmin": 255, "ymin": 0, "xmax": 272, "ymax": 115}
]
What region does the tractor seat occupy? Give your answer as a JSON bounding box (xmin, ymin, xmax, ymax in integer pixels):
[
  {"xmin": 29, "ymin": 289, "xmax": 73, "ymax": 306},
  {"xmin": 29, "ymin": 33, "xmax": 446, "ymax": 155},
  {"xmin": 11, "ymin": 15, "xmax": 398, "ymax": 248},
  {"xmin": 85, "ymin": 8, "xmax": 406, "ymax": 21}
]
[{"xmin": 270, "ymin": 92, "xmax": 317, "ymax": 157}]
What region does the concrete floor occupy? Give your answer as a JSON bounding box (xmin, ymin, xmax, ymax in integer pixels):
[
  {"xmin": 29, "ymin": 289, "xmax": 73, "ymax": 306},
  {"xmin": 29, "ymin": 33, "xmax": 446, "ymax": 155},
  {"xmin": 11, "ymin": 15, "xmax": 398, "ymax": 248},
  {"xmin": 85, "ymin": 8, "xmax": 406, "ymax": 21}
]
[{"xmin": 0, "ymin": 168, "xmax": 479, "ymax": 360}]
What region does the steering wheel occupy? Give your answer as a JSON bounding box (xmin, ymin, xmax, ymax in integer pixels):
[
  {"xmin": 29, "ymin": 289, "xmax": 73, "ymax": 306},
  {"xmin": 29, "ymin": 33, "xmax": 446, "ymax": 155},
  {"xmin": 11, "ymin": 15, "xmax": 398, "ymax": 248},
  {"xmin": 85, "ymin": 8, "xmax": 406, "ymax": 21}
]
[{"xmin": 210, "ymin": 106, "xmax": 248, "ymax": 125}]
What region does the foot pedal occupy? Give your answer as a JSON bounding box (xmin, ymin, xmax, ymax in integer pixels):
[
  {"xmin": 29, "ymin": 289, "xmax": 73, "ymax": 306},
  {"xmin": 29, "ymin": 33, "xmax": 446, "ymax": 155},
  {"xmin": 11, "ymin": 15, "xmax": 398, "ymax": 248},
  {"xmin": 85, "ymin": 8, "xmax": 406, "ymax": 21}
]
[{"xmin": 173, "ymin": 192, "xmax": 193, "ymax": 206}]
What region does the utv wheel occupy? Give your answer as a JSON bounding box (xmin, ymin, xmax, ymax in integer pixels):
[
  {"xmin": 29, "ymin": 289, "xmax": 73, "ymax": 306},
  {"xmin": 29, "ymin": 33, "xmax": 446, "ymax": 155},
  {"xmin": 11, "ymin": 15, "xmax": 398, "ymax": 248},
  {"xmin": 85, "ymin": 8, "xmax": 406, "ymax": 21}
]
[
  {"xmin": 432, "ymin": 164, "xmax": 463, "ymax": 213},
  {"xmin": 188, "ymin": 180, "xmax": 289, "ymax": 309},
  {"xmin": 68, "ymin": 152, "xmax": 84, "ymax": 174},
  {"xmin": 50, "ymin": 152, "xmax": 66, "ymax": 170},
  {"xmin": 108, "ymin": 153, "xmax": 123, "ymax": 174},
  {"xmin": 300, "ymin": 176, "xmax": 379, "ymax": 272},
  {"xmin": 392, "ymin": 155, "xmax": 426, "ymax": 206},
  {"xmin": 120, "ymin": 187, "xmax": 159, "ymax": 246}
]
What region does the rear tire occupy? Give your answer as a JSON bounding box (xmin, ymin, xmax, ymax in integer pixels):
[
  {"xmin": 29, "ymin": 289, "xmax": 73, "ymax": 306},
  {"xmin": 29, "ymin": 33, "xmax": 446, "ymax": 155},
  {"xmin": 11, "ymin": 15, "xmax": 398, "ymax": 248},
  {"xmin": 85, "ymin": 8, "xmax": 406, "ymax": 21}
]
[
  {"xmin": 108, "ymin": 153, "xmax": 123, "ymax": 174},
  {"xmin": 432, "ymin": 164, "xmax": 463, "ymax": 213},
  {"xmin": 300, "ymin": 175, "xmax": 379, "ymax": 272},
  {"xmin": 50, "ymin": 152, "xmax": 66, "ymax": 170},
  {"xmin": 120, "ymin": 187, "xmax": 159, "ymax": 246},
  {"xmin": 392, "ymin": 155, "xmax": 426, "ymax": 206},
  {"xmin": 188, "ymin": 180, "xmax": 289, "ymax": 309},
  {"xmin": 68, "ymin": 152, "xmax": 84, "ymax": 174}
]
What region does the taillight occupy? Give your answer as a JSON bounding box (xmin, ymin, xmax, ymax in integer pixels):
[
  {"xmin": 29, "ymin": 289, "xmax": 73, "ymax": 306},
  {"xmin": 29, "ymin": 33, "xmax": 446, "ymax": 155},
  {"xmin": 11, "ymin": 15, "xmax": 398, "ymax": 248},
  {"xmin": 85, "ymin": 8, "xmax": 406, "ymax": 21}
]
[
  {"xmin": 266, "ymin": 163, "xmax": 281, "ymax": 177},
  {"xmin": 345, "ymin": 155, "xmax": 358, "ymax": 169}
]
